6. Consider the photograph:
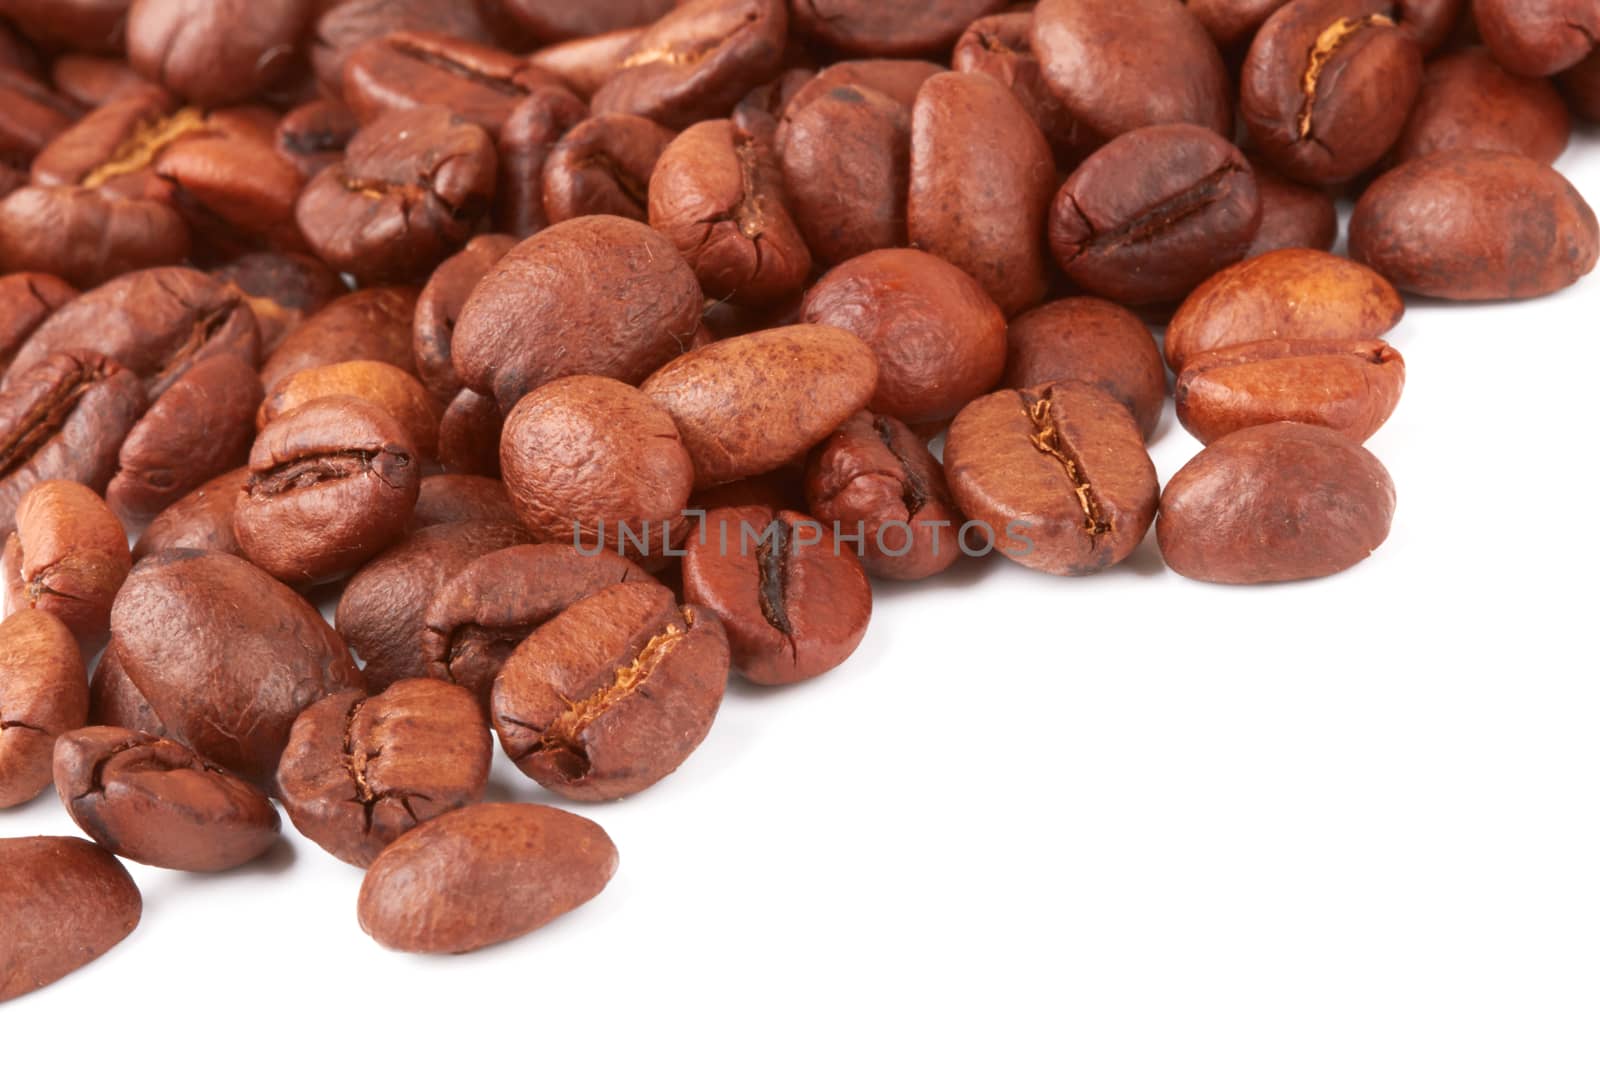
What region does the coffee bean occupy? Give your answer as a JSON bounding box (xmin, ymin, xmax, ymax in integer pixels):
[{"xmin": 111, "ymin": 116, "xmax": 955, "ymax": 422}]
[
  {"xmin": 1175, "ymin": 338, "xmax": 1406, "ymax": 444},
  {"xmin": 0, "ymin": 185, "xmax": 189, "ymax": 288},
  {"xmin": 413, "ymin": 235, "xmax": 518, "ymax": 404},
  {"xmin": 952, "ymin": 13, "xmax": 1100, "ymax": 171},
  {"xmin": 498, "ymin": 0, "xmax": 676, "ymax": 42},
  {"xmin": 89, "ymin": 645, "xmax": 165, "ymax": 736},
  {"xmin": 492, "ymin": 580, "xmax": 729, "ymax": 798},
  {"xmin": 1350, "ymin": 149, "xmax": 1600, "ymax": 299},
  {"xmin": 1474, "ymin": 0, "xmax": 1599, "ymax": 77},
  {"xmin": 3, "ymin": 480, "xmax": 129, "ymax": 644},
  {"xmin": 1392, "ymin": 49, "xmax": 1571, "ymax": 165},
  {"xmin": 792, "ymin": 0, "xmax": 1007, "ymax": 55},
  {"xmin": 493, "ymin": 86, "xmax": 589, "ymax": 237},
  {"xmin": 274, "ymin": 98, "xmax": 360, "ymax": 180},
  {"xmin": 410, "ymin": 474, "xmax": 520, "ymax": 531},
  {"xmin": 531, "ymin": 29, "xmax": 646, "ymax": 99},
  {"xmin": 311, "ymin": 0, "xmax": 494, "ymax": 96},
  {"xmin": 784, "ymin": 60, "xmax": 945, "ymax": 114},
  {"xmin": 1005, "ymin": 298, "xmax": 1168, "ymax": 441},
  {"xmin": 131, "ymin": 467, "xmax": 248, "ymax": 562},
  {"xmin": 1158, "ymin": 421, "xmax": 1396, "ymax": 583},
  {"xmin": 0, "ymin": 837, "xmax": 140, "ymax": 1003},
  {"xmin": 1245, "ymin": 163, "xmax": 1340, "ymax": 258},
  {"xmin": 542, "ymin": 113, "xmax": 673, "ymax": 225},
  {"xmin": 357, "ymin": 802, "xmax": 618, "ymax": 954},
  {"xmin": 0, "ymin": 272, "xmax": 76, "ymax": 375},
  {"xmin": 1, "ymin": 0, "xmax": 128, "ymax": 56},
  {"xmin": 1186, "ymin": 0, "xmax": 1293, "ymax": 48},
  {"xmin": 0, "ymin": 608, "xmax": 87, "ymax": 808},
  {"xmin": 54, "ymin": 725, "xmax": 281, "ymax": 870},
  {"xmin": 50, "ymin": 53, "xmax": 156, "ymax": 110},
  {"xmin": 260, "ymin": 286, "xmax": 419, "ymax": 391},
  {"xmin": 212, "ymin": 252, "xmax": 347, "ymax": 355},
  {"xmin": 260, "ymin": 360, "xmax": 442, "ymax": 463},
  {"xmin": 0, "ymin": 65, "xmax": 81, "ymax": 167},
  {"xmin": 690, "ymin": 466, "xmax": 807, "ymax": 516},
  {"xmin": 126, "ymin": 0, "xmax": 311, "ymax": 106},
  {"xmin": 1560, "ymin": 48, "xmax": 1600, "ymax": 120},
  {"xmin": 276, "ymin": 680, "xmax": 492, "ymax": 867}
]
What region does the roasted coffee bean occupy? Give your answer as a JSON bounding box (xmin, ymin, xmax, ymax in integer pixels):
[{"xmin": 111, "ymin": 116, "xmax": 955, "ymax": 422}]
[
  {"xmin": 493, "ymin": 84, "xmax": 589, "ymax": 236},
  {"xmin": 0, "ymin": 0, "xmax": 128, "ymax": 54},
  {"xmin": 0, "ymin": 351, "xmax": 146, "ymax": 538},
  {"xmin": 803, "ymin": 412, "xmax": 963, "ymax": 582},
  {"xmin": 0, "ymin": 185, "xmax": 189, "ymax": 288},
  {"xmin": 1175, "ymin": 338, "xmax": 1406, "ymax": 444},
  {"xmin": 1050, "ymin": 124, "xmax": 1260, "ymax": 306},
  {"xmin": 0, "ymin": 272, "xmax": 76, "ymax": 374},
  {"xmin": 357, "ymin": 802, "xmax": 618, "ymax": 954},
  {"xmin": 801, "ymin": 250, "xmax": 1003, "ymax": 428},
  {"xmin": 131, "ymin": 467, "xmax": 247, "ymax": 562},
  {"xmin": 411, "ymin": 475, "xmax": 519, "ymax": 531},
  {"xmin": 277, "ymin": 680, "xmax": 492, "ymax": 867},
  {"xmin": 344, "ymin": 31, "xmax": 566, "ymax": 136},
  {"xmin": 0, "ymin": 609, "xmax": 88, "ymax": 807},
  {"xmin": 1032, "ymin": 0, "xmax": 1232, "ymax": 140},
  {"xmin": 690, "ymin": 466, "xmax": 807, "ymax": 516},
  {"xmin": 498, "ymin": 0, "xmax": 675, "ymax": 43},
  {"xmin": 110, "ymin": 549, "xmax": 365, "ymax": 787},
  {"xmin": 531, "ymin": 28, "xmax": 646, "ymax": 99},
  {"xmin": 3, "ymin": 480, "xmax": 129, "ymax": 644},
  {"xmin": 296, "ymin": 107, "xmax": 497, "ymax": 284},
  {"xmin": 54, "ymin": 725, "xmax": 281, "ymax": 870},
  {"xmin": 89, "ymin": 645, "xmax": 164, "ymax": 735},
  {"xmin": 1005, "ymin": 299, "xmax": 1167, "ymax": 441},
  {"xmin": 592, "ymin": 0, "xmax": 788, "ymax": 129},
  {"xmin": 260, "ymin": 360, "xmax": 441, "ymax": 463},
  {"xmin": 212, "ymin": 252, "xmax": 346, "ymax": 355},
  {"xmin": 1393, "ymin": 49, "xmax": 1570, "ymax": 165},
  {"xmin": 1474, "ymin": 0, "xmax": 1600, "ymax": 77},
  {"xmin": 944, "ymin": 383, "xmax": 1159, "ymax": 576},
  {"xmin": 0, "ymin": 66, "xmax": 81, "ymax": 167},
  {"xmin": 1158, "ymin": 421, "xmax": 1396, "ymax": 583},
  {"xmin": 274, "ymin": 98, "xmax": 360, "ymax": 180},
  {"xmin": 543, "ymin": 112, "xmax": 674, "ymax": 224},
  {"xmin": 414, "ymin": 235, "xmax": 518, "ymax": 404},
  {"xmin": 784, "ymin": 59, "xmax": 944, "ymax": 114},
  {"xmin": 952, "ymin": 13, "xmax": 1099, "ymax": 171},
  {"xmin": 1246, "ymin": 164, "xmax": 1340, "ymax": 257},
  {"xmin": 1241, "ymin": 0, "xmax": 1424, "ymax": 184},
  {"xmin": 260, "ymin": 286, "xmax": 419, "ymax": 390},
  {"xmin": 0, "ymin": 837, "xmax": 140, "ymax": 1003},
  {"xmin": 1561, "ymin": 49, "xmax": 1600, "ymax": 120},
  {"xmin": 453, "ymin": 216, "xmax": 703, "ymax": 413},
  {"xmin": 648, "ymin": 118, "xmax": 811, "ymax": 305},
  {"xmin": 792, "ymin": 0, "xmax": 1006, "ymax": 56},
  {"xmin": 1186, "ymin": 0, "xmax": 1292, "ymax": 47},
  {"xmin": 126, "ymin": 0, "xmax": 311, "ymax": 106},
  {"xmin": 908, "ymin": 72, "xmax": 1054, "ymax": 317},
  {"xmin": 680, "ymin": 504, "xmax": 869, "ymax": 684},
  {"xmin": 336, "ymin": 519, "xmax": 529, "ymax": 692},
  {"xmin": 641, "ymin": 325, "xmax": 877, "ymax": 489},
  {"xmin": 1350, "ymin": 149, "xmax": 1600, "ymax": 299},
  {"xmin": 235, "ymin": 396, "xmax": 420, "ymax": 586},
  {"xmin": 1165, "ymin": 249, "xmax": 1406, "ymax": 373},
  {"xmin": 49, "ymin": 53, "xmax": 154, "ymax": 109},
  {"xmin": 436, "ymin": 391, "xmax": 504, "ymax": 477},
  {"xmin": 424, "ymin": 543, "xmax": 657, "ymax": 703},
  {"xmin": 492, "ymin": 581, "xmax": 729, "ymax": 797},
  {"xmin": 310, "ymin": 0, "xmax": 494, "ymax": 95}
]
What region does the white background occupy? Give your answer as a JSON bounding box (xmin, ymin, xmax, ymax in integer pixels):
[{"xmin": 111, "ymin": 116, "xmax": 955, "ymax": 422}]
[{"xmin": 7, "ymin": 132, "xmax": 1599, "ymax": 1063}]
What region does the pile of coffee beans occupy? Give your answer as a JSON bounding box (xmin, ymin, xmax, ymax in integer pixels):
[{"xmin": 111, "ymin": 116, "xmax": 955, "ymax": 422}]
[{"xmin": 1, "ymin": 0, "xmax": 1597, "ymax": 999}]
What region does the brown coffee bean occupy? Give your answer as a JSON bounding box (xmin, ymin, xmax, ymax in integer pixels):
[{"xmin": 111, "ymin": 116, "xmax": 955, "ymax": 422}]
[
  {"xmin": 1165, "ymin": 249, "xmax": 1406, "ymax": 374},
  {"xmin": 1158, "ymin": 421, "xmax": 1396, "ymax": 583},
  {"xmin": 126, "ymin": 0, "xmax": 311, "ymax": 106},
  {"xmin": 3, "ymin": 480, "xmax": 129, "ymax": 644},
  {"xmin": 277, "ymin": 680, "xmax": 492, "ymax": 867},
  {"xmin": 952, "ymin": 13, "xmax": 1100, "ymax": 170},
  {"xmin": 414, "ymin": 235, "xmax": 518, "ymax": 404},
  {"xmin": 53, "ymin": 725, "xmax": 280, "ymax": 870},
  {"xmin": 212, "ymin": 253, "xmax": 346, "ymax": 355},
  {"xmin": 500, "ymin": 0, "xmax": 675, "ymax": 43},
  {"xmin": 0, "ymin": 65, "xmax": 81, "ymax": 167},
  {"xmin": 493, "ymin": 86, "xmax": 589, "ymax": 237},
  {"xmin": 1350, "ymin": 149, "xmax": 1600, "ymax": 299},
  {"xmin": 274, "ymin": 98, "xmax": 360, "ymax": 180},
  {"xmin": 109, "ymin": 549, "xmax": 365, "ymax": 787},
  {"xmin": 1050, "ymin": 124, "xmax": 1260, "ymax": 306},
  {"xmin": 1186, "ymin": 0, "xmax": 1292, "ymax": 47},
  {"xmin": 441, "ymin": 393, "xmax": 501, "ymax": 479},
  {"xmin": 492, "ymin": 580, "xmax": 729, "ymax": 798},
  {"xmin": 0, "ymin": 272, "xmax": 76, "ymax": 375},
  {"xmin": 1560, "ymin": 48, "xmax": 1600, "ymax": 120},
  {"xmin": 0, "ymin": 609, "xmax": 87, "ymax": 807},
  {"xmin": 1241, "ymin": 0, "xmax": 1424, "ymax": 184},
  {"xmin": 50, "ymin": 53, "xmax": 157, "ymax": 109},
  {"xmin": 801, "ymin": 250, "xmax": 1003, "ymax": 428},
  {"xmin": 453, "ymin": 216, "xmax": 703, "ymax": 412},
  {"xmin": 792, "ymin": 0, "xmax": 1006, "ymax": 55},
  {"xmin": 235, "ymin": 396, "xmax": 421, "ymax": 586},
  {"xmin": 336, "ymin": 519, "xmax": 530, "ymax": 692},
  {"xmin": 0, "ymin": 185, "xmax": 189, "ymax": 288},
  {"xmin": 1032, "ymin": 0, "xmax": 1232, "ymax": 140},
  {"xmin": 410, "ymin": 474, "xmax": 520, "ymax": 531},
  {"xmin": 592, "ymin": 0, "xmax": 788, "ymax": 128},
  {"xmin": 358, "ymin": 802, "xmax": 618, "ymax": 954},
  {"xmin": 343, "ymin": 31, "xmax": 566, "ymax": 136},
  {"xmin": 1245, "ymin": 163, "xmax": 1340, "ymax": 258},
  {"xmin": 424, "ymin": 543, "xmax": 657, "ymax": 703},
  {"xmin": 803, "ymin": 412, "xmax": 963, "ymax": 581},
  {"xmin": 908, "ymin": 72, "xmax": 1054, "ymax": 317},
  {"xmin": 132, "ymin": 467, "xmax": 247, "ymax": 562},
  {"xmin": 1005, "ymin": 299, "xmax": 1167, "ymax": 441},
  {"xmin": 542, "ymin": 112, "xmax": 674, "ymax": 224},
  {"xmin": 1175, "ymin": 338, "xmax": 1406, "ymax": 444},
  {"xmin": 641, "ymin": 325, "xmax": 877, "ymax": 490},
  {"xmin": 531, "ymin": 29, "xmax": 645, "ymax": 99},
  {"xmin": 1393, "ymin": 49, "xmax": 1571, "ymax": 165},
  {"xmin": 260, "ymin": 286, "xmax": 419, "ymax": 391},
  {"xmin": 784, "ymin": 60, "xmax": 945, "ymax": 113},
  {"xmin": 0, "ymin": 837, "xmax": 140, "ymax": 1003},
  {"xmin": 0, "ymin": 0, "xmax": 130, "ymax": 55},
  {"xmin": 690, "ymin": 466, "xmax": 807, "ymax": 515},
  {"xmin": 261, "ymin": 360, "xmax": 442, "ymax": 463},
  {"xmin": 296, "ymin": 107, "xmax": 497, "ymax": 284},
  {"xmin": 89, "ymin": 645, "xmax": 164, "ymax": 735},
  {"xmin": 311, "ymin": 0, "xmax": 494, "ymax": 95},
  {"xmin": 1474, "ymin": 0, "xmax": 1599, "ymax": 77}
]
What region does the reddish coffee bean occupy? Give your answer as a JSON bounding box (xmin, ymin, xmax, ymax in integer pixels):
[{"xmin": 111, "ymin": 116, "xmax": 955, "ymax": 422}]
[
  {"xmin": 1245, "ymin": 164, "xmax": 1340, "ymax": 257},
  {"xmin": 1393, "ymin": 49, "xmax": 1571, "ymax": 164},
  {"xmin": 1560, "ymin": 49, "xmax": 1600, "ymax": 119},
  {"xmin": 212, "ymin": 253, "xmax": 346, "ymax": 354},
  {"xmin": 54, "ymin": 725, "xmax": 280, "ymax": 871},
  {"xmin": 0, "ymin": 272, "xmax": 76, "ymax": 375},
  {"xmin": 260, "ymin": 360, "xmax": 441, "ymax": 463},
  {"xmin": 499, "ymin": 0, "xmax": 675, "ymax": 43},
  {"xmin": 1350, "ymin": 149, "xmax": 1600, "ymax": 299},
  {"xmin": 132, "ymin": 467, "xmax": 248, "ymax": 562},
  {"xmin": 274, "ymin": 99, "xmax": 360, "ymax": 180},
  {"xmin": 952, "ymin": 13, "xmax": 1099, "ymax": 170},
  {"xmin": 0, "ymin": 66, "xmax": 81, "ymax": 168},
  {"xmin": 0, "ymin": 185, "xmax": 189, "ymax": 288},
  {"xmin": 690, "ymin": 466, "xmax": 807, "ymax": 516},
  {"xmin": 531, "ymin": 29, "xmax": 645, "ymax": 99},
  {"xmin": 50, "ymin": 53, "xmax": 157, "ymax": 109},
  {"xmin": 543, "ymin": 113, "xmax": 674, "ymax": 224},
  {"xmin": 1186, "ymin": 0, "xmax": 1292, "ymax": 47},
  {"xmin": 88, "ymin": 645, "xmax": 164, "ymax": 736},
  {"xmin": 276, "ymin": 680, "xmax": 492, "ymax": 867},
  {"xmin": 343, "ymin": 31, "xmax": 565, "ymax": 136},
  {"xmin": 1005, "ymin": 299, "xmax": 1167, "ymax": 441},
  {"xmin": 492, "ymin": 580, "xmax": 730, "ymax": 798},
  {"xmin": 311, "ymin": 0, "xmax": 494, "ymax": 95},
  {"xmin": 436, "ymin": 391, "xmax": 504, "ymax": 477},
  {"xmin": 357, "ymin": 803, "xmax": 618, "ymax": 954},
  {"xmin": 0, "ymin": 0, "xmax": 130, "ymax": 54},
  {"xmin": 784, "ymin": 60, "xmax": 944, "ymax": 113},
  {"xmin": 1474, "ymin": 0, "xmax": 1600, "ymax": 77},
  {"xmin": 0, "ymin": 837, "xmax": 140, "ymax": 1003},
  {"xmin": 126, "ymin": 0, "xmax": 312, "ymax": 106},
  {"xmin": 1158, "ymin": 421, "xmax": 1396, "ymax": 583},
  {"xmin": 410, "ymin": 474, "xmax": 519, "ymax": 530},
  {"xmin": 493, "ymin": 85, "xmax": 590, "ymax": 237},
  {"xmin": 414, "ymin": 236, "xmax": 518, "ymax": 404},
  {"xmin": 3, "ymin": 481, "xmax": 129, "ymax": 645},
  {"xmin": 0, "ymin": 609, "xmax": 88, "ymax": 808},
  {"xmin": 260, "ymin": 286, "xmax": 419, "ymax": 391},
  {"xmin": 791, "ymin": 0, "xmax": 1006, "ymax": 56}
]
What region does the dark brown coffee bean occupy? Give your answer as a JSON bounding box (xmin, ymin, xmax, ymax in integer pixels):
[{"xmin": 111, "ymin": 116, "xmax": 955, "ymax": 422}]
[
  {"xmin": 453, "ymin": 216, "xmax": 703, "ymax": 413},
  {"xmin": 543, "ymin": 112, "xmax": 674, "ymax": 224},
  {"xmin": 424, "ymin": 543, "xmax": 657, "ymax": 703},
  {"xmin": 493, "ymin": 84, "xmax": 589, "ymax": 237},
  {"xmin": 1165, "ymin": 249, "xmax": 1406, "ymax": 373},
  {"xmin": 109, "ymin": 549, "xmax": 365, "ymax": 787},
  {"xmin": 131, "ymin": 467, "xmax": 247, "ymax": 562},
  {"xmin": 944, "ymin": 383, "xmax": 1159, "ymax": 576},
  {"xmin": 641, "ymin": 325, "xmax": 877, "ymax": 489},
  {"xmin": 1245, "ymin": 163, "xmax": 1340, "ymax": 257},
  {"xmin": 336, "ymin": 519, "xmax": 530, "ymax": 693},
  {"xmin": 311, "ymin": 0, "xmax": 494, "ymax": 95},
  {"xmin": 296, "ymin": 107, "xmax": 497, "ymax": 284},
  {"xmin": 3, "ymin": 480, "xmax": 129, "ymax": 644},
  {"xmin": 801, "ymin": 249, "xmax": 1003, "ymax": 428},
  {"xmin": 1176, "ymin": 338, "xmax": 1406, "ymax": 444},
  {"xmin": 1241, "ymin": 0, "xmax": 1424, "ymax": 184},
  {"xmin": 1158, "ymin": 421, "xmax": 1396, "ymax": 583},
  {"xmin": 276, "ymin": 680, "xmax": 492, "ymax": 867},
  {"xmin": 0, "ymin": 608, "xmax": 87, "ymax": 808},
  {"xmin": 235, "ymin": 396, "xmax": 421, "ymax": 586},
  {"xmin": 1350, "ymin": 149, "xmax": 1600, "ymax": 299},
  {"xmin": 1050, "ymin": 124, "xmax": 1260, "ymax": 306},
  {"xmin": 260, "ymin": 286, "xmax": 419, "ymax": 391},
  {"xmin": 952, "ymin": 13, "xmax": 1100, "ymax": 170},
  {"xmin": 89, "ymin": 645, "xmax": 165, "ymax": 735},
  {"xmin": 492, "ymin": 580, "xmax": 729, "ymax": 798},
  {"xmin": 274, "ymin": 98, "xmax": 360, "ymax": 180},
  {"xmin": 1560, "ymin": 49, "xmax": 1600, "ymax": 120},
  {"xmin": 126, "ymin": 0, "xmax": 311, "ymax": 106},
  {"xmin": 1394, "ymin": 49, "xmax": 1571, "ymax": 165},
  {"xmin": 531, "ymin": 28, "xmax": 645, "ymax": 99},
  {"xmin": 792, "ymin": 0, "xmax": 1006, "ymax": 56},
  {"xmin": 498, "ymin": 0, "xmax": 675, "ymax": 43},
  {"xmin": 0, "ymin": 272, "xmax": 76, "ymax": 375},
  {"xmin": 212, "ymin": 253, "xmax": 346, "ymax": 355},
  {"xmin": 53, "ymin": 725, "xmax": 280, "ymax": 871},
  {"xmin": 261, "ymin": 360, "xmax": 441, "ymax": 464},
  {"xmin": 0, "ymin": 185, "xmax": 189, "ymax": 288},
  {"xmin": 414, "ymin": 235, "xmax": 518, "ymax": 404},
  {"xmin": 411, "ymin": 474, "xmax": 519, "ymax": 530},
  {"xmin": 0, "ymin": 837, "xmax": 140, "ymax": 1003},
  {"xmin": 357, "ymin": 802, "xmax": 617, "ymax": 954},
  {"xmin": 1474, "ymin": 0, "xmax": 1599, "ymax": 77},
  {"xmin": 592, "ymin": 0, "xmax": 788, "ymax": 129},
  {"xmin": 0, "ymin": 66, "xmax": 81, "ymax": 167},
  {"xmin": 1005, "ymin": 299, "xmax": 1167, "ymax": 441}
]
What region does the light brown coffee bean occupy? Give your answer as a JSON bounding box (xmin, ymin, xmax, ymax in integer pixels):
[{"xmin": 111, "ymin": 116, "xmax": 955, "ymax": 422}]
[
  {"xmin": 0, "ymin": 609, "xmax": 88, "ymax": 808},
  {"xmin": 0, "ymin": 837, "xmax": 140, "ymax": 1003}
]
